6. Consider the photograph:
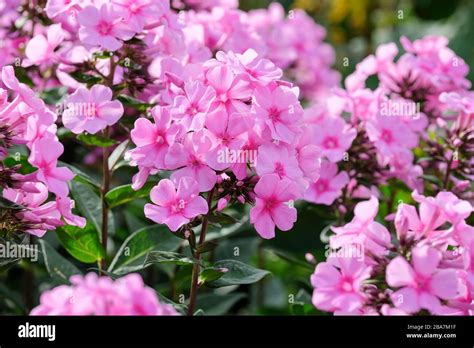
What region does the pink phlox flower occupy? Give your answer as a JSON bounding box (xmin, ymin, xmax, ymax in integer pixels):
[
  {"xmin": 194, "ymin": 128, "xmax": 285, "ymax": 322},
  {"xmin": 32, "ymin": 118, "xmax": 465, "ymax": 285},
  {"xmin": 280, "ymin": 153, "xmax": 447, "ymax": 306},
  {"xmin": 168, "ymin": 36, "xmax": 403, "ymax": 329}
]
[
  {"xmin": 251, "ymin": 84, "xmax": 303, "ymax": 144},
  {"xmin": 400, "ymin": 35, "xmax": 471, "ymax": 92},
  {"xmin": 304, "ymin": 161, "xmax": 349, "ymax": 205},
  {"xmin": 77, "ymin": 4, "xmax": 136, "ymax": 51},
  {"xmin": 44, "ymin": 0, "xmax": 81, "ymax": 19},
  {"xmin": 256, "ymin": 142, "xmax": 304, "ymax": 191},
  {"xmin": 165, "ymin": 131, "xmax": 217, "ymax": 192},
  {"xmin": 62, "ymin": 84, "xmax": 124, "ymax": 134},
  {"xmin": 330, "ymin": 196, "xmax": 392, "ymax": 257},
  {"xmin": 312, "ymin": 116, "xmax": 356, "ymax": 162},
  {"xmin": 25, "ymin": 108, "xmax": 58, "ymax": 148},
  {"xmin": 249, "ymin": 174, "xmax": 298, "ymax": 239},
  {"xmin": 144, "ymin": 177, "xmax": 208, "ymax": 232},
  {"xmin": 31, "ymin": 273, "xmax": 179, "ymax": 315},
  {"xmin": 204, "ymin": 107, "xmax": 249, "ymax": 171},
  {"xmin": 1, "ymin": 66, "xmax": 45, "ymax": 113},
  {"xmin": 28, "ymin": 137, "xmax": 74, "ymax": 197},
  {"xmin": 23, "ymin": 23, "xmax": 65, "ymax": 67},
  {"xmin": 218, "ymin": 49, "xmax": 283, "ymax": 86},
  {"xmin": 112, "ymin": 0, "xmax": 167, "ymax": 32},
  {"xmin": 295, "ymin": 127, "xmax": 322, "ymax": 183},
  {"xmin": 3, "ymin": 182, "xmax": 62, "ymax": 236},
  {"xmin": 386, "ymin": 245, "xmax": 462, "ymax": 314},
  {"xmin": 365, "ymin": 112, "xmax": 418, "ymax": 161},
  {"xmin": 172, "ymin": 80, "xmax": 216, "ymax": 131},
  {"xmin": 386, "ymin": 151, "xmax": 423, "ymax": 192},
  {"xmin": 128, "ymin": 106, "xmax": 180, "ymax": 174},
  {"xmin": 205, "ymin": 63, "xmax": 252, "ymax": 114},
  {"xmin": 311, "ymin": 252, "xmax": 372, "ymax": 313}
]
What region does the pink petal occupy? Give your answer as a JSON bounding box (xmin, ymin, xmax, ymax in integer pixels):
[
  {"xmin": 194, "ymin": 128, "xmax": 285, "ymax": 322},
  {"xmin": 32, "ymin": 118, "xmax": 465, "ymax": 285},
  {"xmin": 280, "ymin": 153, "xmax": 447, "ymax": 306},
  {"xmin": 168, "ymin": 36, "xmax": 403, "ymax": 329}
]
[
  {"xmin": 271, "ymin": 204, "xmax": 296, "ymax": 231},
  {"xmin": 150, "ymin": 180, "xmax": 176, "ymax": 206},
  {"xmin": 430, "ymin": 270, "xmax": 460, "ymax": 300},
  {"xmin": 163, "ymin": 214, "xmax": 189, "ymax": 232},
  {"xmin": 411, "ymin": 246, "xmax": 441, "ymax": 277},
  {"xmin": 311, "ymin": 262, "xmax": 342, "ymax": 288},
  {"xmin": 390, "ymin": 287, "xmax": 421, "ymax": 313},
  {"xmin": 183, "ymin": 196, "xmax": 208, "ymax": 218},
  {"xmin": 176, "ymin": 177, "xmax": 199, "ymax": 201},
  {"xmin": 144, "ymin": 204, "xmax": 169, "ymax": 224},
  {"xmin": 98, "ymin": 100, "xmax": 124, "ymax": 126},
  {"xmin": 354, "ymin": 196, "xmax": 379, "ymax": 223},
  {"xmin": 90, "ymin": 84, "xmax": 112, "ymax": 102},
  {"xmin": 386, "ymin": 256, "xmax": 416, "ymax": 287},
  {"xmin": 253, "ymin": 174, "xmax": 279, "ymax": 198},
  {"xmin": 131, "ymin": 118, "xmax": 156, "ymax": 146},
  {"xmin": 77, "ymin": 6, "xmax": 100, "ymax": 27},
  {"xmin": 250, "ymin": 207, "xmax": 275, "ymax": 239}
]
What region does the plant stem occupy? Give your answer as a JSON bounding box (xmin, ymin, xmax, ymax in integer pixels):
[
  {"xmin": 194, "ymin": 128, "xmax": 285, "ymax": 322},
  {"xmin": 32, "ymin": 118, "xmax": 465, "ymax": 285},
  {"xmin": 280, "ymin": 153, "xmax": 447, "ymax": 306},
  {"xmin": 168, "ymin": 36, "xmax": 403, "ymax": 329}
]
[
  {"xmin": 443, "ymin": 154, "xmax": 453, "ymax": 190},
  {"xmin": 99, "ymin": 57, "xmax": 116, "ymax": 273},
  {"xmin": 100, "ymin": 127, "xmax": 111, "ymax": 272},
  {"xmin": 187, "ymin": 187, "xmax": 215, "ymax": 316}
]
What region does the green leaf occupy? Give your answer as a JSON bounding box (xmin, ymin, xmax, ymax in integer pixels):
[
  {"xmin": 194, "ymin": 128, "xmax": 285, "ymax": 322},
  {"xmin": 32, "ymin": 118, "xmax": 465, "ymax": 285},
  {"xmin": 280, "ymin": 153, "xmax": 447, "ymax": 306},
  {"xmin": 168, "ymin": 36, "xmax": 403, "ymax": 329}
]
[
  {"xmin": 70, "ymin": 181, "xmax": 114, "ymax": 236},
  {"xmin": 143, "ymin": 251, "xmax": 199, "ymax": 267},
  {"xmin": 197, "ymin": 292, "xmax": 246, "ymax": 315},
  {"xmin": 39, "ymin": 240, "xmax": 81, "ymax": 284},
  {"xmin": 57, "ymin": 222, "xmax": 106, "ymax": 263},
  {"xmin": 108, "ymin": 139, "xmax": 130, "ymax": 171},
  {"xmin": 108, "ymin": 225, "xmax": 182, "ymax": 275},
  {"xmin": 117, "ymin": 95, "xmax": 153, "ymax": 112},
  {"xmin": 215, "ymin": 237, "xmax": 259, "ymax": 263},
  {"xmin": 0, "ymin": 233, "xmax": 31, "ymax": 268},
  {"xmin": 206, "ymin": 213, "xmax": 239, "ymax": 226},
  {"xmin": 198, "ymin": 267, "xmax": 227, "ymax": 285},
  {"xmin": 77, "ymin": 133, "xmax": 118, "ymax": 147},
  {"xmin": 105, "ymin": 182, "xmax": 155, "ymax": 209},
  {"xmin": 3, "ymin": 153, "xmax": 36, "ymax": 174},
  {"xmin": 206, "ymin": 260, "xmax": 271, "ymax": 288},
  {"xmin": 69, "ymin": 71, "xmax": 102, "ymax": 85}
]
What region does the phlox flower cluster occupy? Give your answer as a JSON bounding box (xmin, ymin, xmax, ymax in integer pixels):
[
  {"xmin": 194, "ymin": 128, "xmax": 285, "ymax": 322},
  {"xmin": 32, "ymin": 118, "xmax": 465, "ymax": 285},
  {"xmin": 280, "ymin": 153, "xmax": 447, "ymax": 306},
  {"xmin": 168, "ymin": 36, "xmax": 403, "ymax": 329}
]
[
  {"xmin": 311, "ymin": 192, "xmax": 474, "ymax": 315},
  {"xmin": 181, "ymin": 2, "xmax": 339, "ymax": 101},
  {"xmin": 128, "ymin": 49, "xmax": 322, "ymax": 239},
  {"xmin": 303, "ymin": 35, "xmax": 474, "ymax": 210},
  {"xmin": 31, "ymin": 273, "xmax": 179, "ymax": 315},
  {"xmin": 0, "ymin": 66, "xmax": 84, "ymax": 236}
]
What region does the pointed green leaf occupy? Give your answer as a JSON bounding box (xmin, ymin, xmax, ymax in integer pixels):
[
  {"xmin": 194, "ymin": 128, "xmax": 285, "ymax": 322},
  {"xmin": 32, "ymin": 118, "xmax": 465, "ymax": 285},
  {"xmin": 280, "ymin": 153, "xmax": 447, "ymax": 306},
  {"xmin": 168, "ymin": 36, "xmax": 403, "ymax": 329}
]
[
  {"xmin": 39, "ymin": 240, "xmax": 81, "ymax": 284},
  {"xmin": 105, "ymin": 182, "xmax": 155, "ymax": 209},
  {"xmin": 77, "ymin": 133, "xmax": 118, "ymax": 147},
  {"xmin": 109, "ymin": 225, "xmax": 182, "ymax": 275},
  {"xmin": 57, "ymin": 222, "xmax": 106, "ymax": 263},
  {"xmin": 143, "ymin": 251, "xmax": 199, "ymax": 267},
  {"xmin": 206, "ymin": 260, "xmax": 271, "ymax": 288}
]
